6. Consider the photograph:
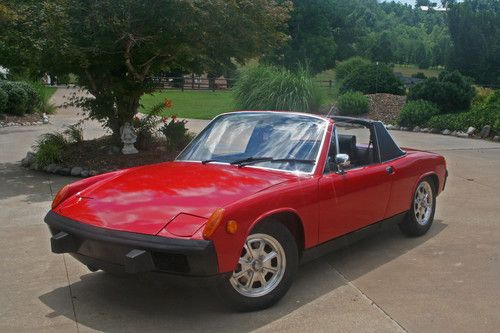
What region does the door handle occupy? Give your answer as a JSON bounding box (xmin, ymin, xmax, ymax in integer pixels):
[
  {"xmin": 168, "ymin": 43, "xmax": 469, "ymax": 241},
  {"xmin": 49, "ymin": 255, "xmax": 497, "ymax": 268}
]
[{"xmin": 386, "ymin": 166, "xmax": 394, "ymax": 174}]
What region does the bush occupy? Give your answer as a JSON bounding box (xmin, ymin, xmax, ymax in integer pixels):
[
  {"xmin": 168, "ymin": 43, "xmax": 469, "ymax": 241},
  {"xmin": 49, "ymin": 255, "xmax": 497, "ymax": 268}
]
[
  {"xmin": 233, "ymin": 65, "xmax": 323, "ymax": 113},
  {"xmin": 337, "ymin": 91, "xmax": 369, "ymax": 116},
  {"xmin": 0, "ymin": 88, "xmax": 7, "ymax": 114},
  {"xmin": 0, "ymin": 80, "xmax": 44, "ymax": 116},
  {"xmin": 17, "ymin": 81, "xmax": 41, "ymax": 112},
  {"xmin": 408, "ymin": 70, "xmax": 475, "ymax": 114},
  {"xmin": 426, "ymin": 90, "xmax": 500, "ymax": 134},
  {"xmin": 335, "ymin": 57, "xmax": 371, "ymax": 82},
  {"xmin": 340, "ymin": 63, "xmax": 404, "ymax": 95},
  {"xmin": 411, "ymin": 72, "xmax": 427, "ymax": 79},
  {"xmin": 0, "ymin": 81, "xmax": 29, "ymax": 116},
  {"xmin": 398, "ymin": 100, "xmax": 440, "ymax": 128},
  {"xmin": 34, "ymin": 133, "xmax": 68, "ymax": 168},
  {"xmin": 160, "ymin": 116, "xmax": 193, "ymax": 150}
]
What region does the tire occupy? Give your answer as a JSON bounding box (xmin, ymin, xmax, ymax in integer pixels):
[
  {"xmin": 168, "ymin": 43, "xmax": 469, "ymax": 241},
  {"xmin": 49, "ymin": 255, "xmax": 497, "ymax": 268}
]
[
  {"xmin": 399, "ymin": 177, "xmax": 436, "ymax": 237},
  {"xmin": 216, "ymin": 221, "xmax": 299, "ymax": 311}
]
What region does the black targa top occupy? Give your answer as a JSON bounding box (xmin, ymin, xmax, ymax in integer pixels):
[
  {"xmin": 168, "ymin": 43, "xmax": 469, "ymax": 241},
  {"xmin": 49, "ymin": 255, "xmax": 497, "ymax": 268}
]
[{"xmin": 329, "ymin": 116, "xmax": 406, "ymax": 163}]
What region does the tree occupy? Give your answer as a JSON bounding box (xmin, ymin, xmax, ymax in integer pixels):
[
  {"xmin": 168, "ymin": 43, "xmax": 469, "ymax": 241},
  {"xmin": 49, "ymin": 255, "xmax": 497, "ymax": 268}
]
[
  {"xmin": 447, "ymin": 0, "xmax": 500, "ymax": 85},
  {"xmin": 1, "ymin": 0, "xmax": 291, "ymax": 138}
]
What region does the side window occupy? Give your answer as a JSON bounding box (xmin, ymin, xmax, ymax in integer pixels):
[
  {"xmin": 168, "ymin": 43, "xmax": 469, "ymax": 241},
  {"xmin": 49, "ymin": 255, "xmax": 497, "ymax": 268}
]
[{"xmin": 325, "ymin": 122, "xmax": 379, "ymax": 173}]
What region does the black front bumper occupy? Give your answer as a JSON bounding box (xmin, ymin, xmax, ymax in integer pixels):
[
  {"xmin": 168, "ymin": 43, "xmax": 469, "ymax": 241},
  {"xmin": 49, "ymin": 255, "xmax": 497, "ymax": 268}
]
[{"xmin": 44, "ymin": 211, "xmax": 218, "ymax": 276}]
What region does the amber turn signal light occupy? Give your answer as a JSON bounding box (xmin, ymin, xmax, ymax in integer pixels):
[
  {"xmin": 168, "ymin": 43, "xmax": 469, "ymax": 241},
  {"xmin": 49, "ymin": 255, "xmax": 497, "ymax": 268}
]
[
  {"xmin": 202, "ymin": 208, "xmax": 225, "ymax": 239},
  {"xmin": 51, "ymin": 185, "xmax": 70, "ymax": 209},
  {"xmin": 226, "ymin": 220, "xmax": 238, "ymax": 234}
]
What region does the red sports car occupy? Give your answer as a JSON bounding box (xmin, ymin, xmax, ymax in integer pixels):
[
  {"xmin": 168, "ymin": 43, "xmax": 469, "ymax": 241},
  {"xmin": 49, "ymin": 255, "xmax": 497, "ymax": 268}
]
[{"xmin": 46, "ymin": 112, "xmax": 447, "ymax": 311}]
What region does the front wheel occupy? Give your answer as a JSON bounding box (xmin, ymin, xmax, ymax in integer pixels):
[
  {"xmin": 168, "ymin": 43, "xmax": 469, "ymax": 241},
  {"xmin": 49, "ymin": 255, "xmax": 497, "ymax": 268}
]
[
  {"xmin": 399, "ymin": 178, "xmax": 436, "ymax": 237},
  {"xmin": 216, "ymin": 221, "xmax": 298, "ymax": 311}
]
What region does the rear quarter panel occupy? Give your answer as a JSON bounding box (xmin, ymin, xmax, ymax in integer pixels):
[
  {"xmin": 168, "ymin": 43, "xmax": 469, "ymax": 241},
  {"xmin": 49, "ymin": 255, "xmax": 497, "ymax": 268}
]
[{"xmin": 385, "ymin": 149, "xmax": 446, "ymax": 217}]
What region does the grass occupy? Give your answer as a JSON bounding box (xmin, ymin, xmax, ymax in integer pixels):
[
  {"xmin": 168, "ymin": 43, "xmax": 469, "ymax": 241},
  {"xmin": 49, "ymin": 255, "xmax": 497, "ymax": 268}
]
[
  {"xmin": 39, "ymin": 85, "xmax": 57, "ymax": 102},
  {"xmin": 140, "ymin": 90, "xmax": 235, "ymax": 119}
]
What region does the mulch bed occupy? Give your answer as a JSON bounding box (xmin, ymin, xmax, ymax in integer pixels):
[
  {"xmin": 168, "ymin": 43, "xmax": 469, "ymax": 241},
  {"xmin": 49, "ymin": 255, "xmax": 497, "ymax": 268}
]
[{"xmin": 60, "ymin": 136, "xmax": 180, "ymax": 173}]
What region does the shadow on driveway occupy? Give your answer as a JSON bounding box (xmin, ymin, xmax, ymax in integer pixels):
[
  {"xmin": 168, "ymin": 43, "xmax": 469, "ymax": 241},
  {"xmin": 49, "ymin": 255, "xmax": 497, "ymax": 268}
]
[
  {"xmin": 0, "ymin": 162, "xmax": 73, "ymax": 203},
  {"xmin": 39, "ymin": 220, "xmax": 447, "ymax": 332}
]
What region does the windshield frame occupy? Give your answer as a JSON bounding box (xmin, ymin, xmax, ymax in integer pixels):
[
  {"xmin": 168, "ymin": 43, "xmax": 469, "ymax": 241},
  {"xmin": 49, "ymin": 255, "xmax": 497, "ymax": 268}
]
[{"xmin": 175, "ymin": 111, "xmax": 329, "ymax": 175}]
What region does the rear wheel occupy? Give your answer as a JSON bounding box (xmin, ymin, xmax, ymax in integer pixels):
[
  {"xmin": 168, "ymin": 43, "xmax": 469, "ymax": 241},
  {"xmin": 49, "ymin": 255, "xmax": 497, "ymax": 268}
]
[
  {"xmin": 399, "ymin": 178, "xmax": 436, "ymax": 237},
  {"xmin": 216, "ymin": 221, "xmax": 298, "ymax": 311}
]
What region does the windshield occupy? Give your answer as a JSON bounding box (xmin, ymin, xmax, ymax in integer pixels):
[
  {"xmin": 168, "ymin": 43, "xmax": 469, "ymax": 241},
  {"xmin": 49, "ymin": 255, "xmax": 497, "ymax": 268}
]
[{"xmin": 177, "ymin": 112, "xmax": 327, "ymax": 173}]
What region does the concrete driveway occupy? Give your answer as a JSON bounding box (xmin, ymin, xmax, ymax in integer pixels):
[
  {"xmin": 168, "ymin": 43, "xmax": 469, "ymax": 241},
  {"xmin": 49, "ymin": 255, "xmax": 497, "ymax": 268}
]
[{"xmin": 0, "ymin": 88, "xmax": 499, "ymax": 332}]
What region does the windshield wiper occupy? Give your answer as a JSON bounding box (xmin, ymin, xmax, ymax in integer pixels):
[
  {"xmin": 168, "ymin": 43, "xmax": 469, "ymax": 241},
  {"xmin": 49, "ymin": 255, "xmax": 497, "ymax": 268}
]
[
  {"xmin": 230, "ymin": 156, "xmax": 273, "ymax": 167},
  {"xmin": 201, "ymin": 159, "xmax": 224, "ymax": 164},
  {"xmin": 231, "ymin": 157, "xmax": 315, "ymax": 167}
]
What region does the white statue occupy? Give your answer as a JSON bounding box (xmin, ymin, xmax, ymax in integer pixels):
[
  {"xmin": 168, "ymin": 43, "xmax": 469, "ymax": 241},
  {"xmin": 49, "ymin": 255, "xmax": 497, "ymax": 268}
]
[{"xmin": 120, "ymin": 122, "xmax": 138, "ymax": 154}]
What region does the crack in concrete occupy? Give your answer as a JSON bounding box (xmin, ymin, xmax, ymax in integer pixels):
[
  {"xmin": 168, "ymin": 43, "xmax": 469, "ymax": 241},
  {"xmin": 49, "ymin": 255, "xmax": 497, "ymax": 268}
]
[
  {"xmin": 62, "ymin": 254, "xmax": 80, "ymax": 333},
  {"xmin": 328, "ymin": 263, "xmax": 408, "ymax": 333}
]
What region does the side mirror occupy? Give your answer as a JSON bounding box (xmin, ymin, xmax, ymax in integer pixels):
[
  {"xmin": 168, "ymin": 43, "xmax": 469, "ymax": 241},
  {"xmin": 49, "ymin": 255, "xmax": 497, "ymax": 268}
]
[{"xmin": 335, "ymin": 153, "xmax": 350, "ymax": 173}]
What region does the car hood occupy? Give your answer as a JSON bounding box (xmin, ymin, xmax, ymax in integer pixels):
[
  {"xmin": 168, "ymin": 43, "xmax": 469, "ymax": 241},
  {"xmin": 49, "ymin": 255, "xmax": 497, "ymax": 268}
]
[{"xmin": 55, "ymin": 162, "xmax": 294, "ymax": 235}]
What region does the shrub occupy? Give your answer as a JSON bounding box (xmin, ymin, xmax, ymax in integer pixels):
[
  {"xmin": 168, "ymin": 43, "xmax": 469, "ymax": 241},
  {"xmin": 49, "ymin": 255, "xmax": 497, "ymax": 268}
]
[
  {"xmin": 233, "ymin": 65, "xmax": 323, "ymax": 113},
  {"xmin": 335, "ymin": 57, "xmax": 371, "ymax": 82},
  {"xmin": 0, "ymin": 88, "xmax": 7, "ymax": 114},
  {"xmin": 398, "ymin": 100, "xmax": 440, "ymax": 127},
  {"xmin": 426, "ymin": 91, "xmax": 500, "ymax": 134},
  {"xmin": 0, "ymin": 81, "xmax": 29, "ymax": 116},
  {"xmin": 160, "ymin": 116, "xmax": 193, "ymax": 150},
  {"xmin": 17, "ymin": 81, "xmax": 41, "ymax": 112},
  {"xmin": 133, "ymin": 102, "xmax": 164, "ymax": 149},
  {"xmin": 411, "ymin": 72, "xmax": 427, "ymax": 79},
  {"xmin": 34, "ymin": 133, "xmax": 68, "ymax": 168},
  {"xmin": 0, "ymin": 80, "xmax": 44, "ymax": 116},
  {"xmin": 340, "ymin": 63, "xmax": 404, "ymax": 95},
  {"xmin": 337, "ymin": 91, "xmax": 369, "ymax": 116},
  {"xmin": 64, "ymin": 123, "xmax": 83, "ymax": 143},
  {"xmin": 408, "ymin": 70, "xmax": 475, "ymax": 114}
]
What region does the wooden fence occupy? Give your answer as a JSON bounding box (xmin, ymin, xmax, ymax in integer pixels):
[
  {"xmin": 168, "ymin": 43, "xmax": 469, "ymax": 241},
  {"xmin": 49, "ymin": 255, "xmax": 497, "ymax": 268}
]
[{"xmin": 150, "ymin": 75, "xmax": 336, "ymax": 91}]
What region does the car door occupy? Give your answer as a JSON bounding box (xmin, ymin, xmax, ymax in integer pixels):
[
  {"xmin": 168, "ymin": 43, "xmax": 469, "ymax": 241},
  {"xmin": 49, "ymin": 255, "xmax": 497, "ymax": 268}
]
[{"xmin": 317, "ymin": 125, "xmax": 393, "ymax": 243}]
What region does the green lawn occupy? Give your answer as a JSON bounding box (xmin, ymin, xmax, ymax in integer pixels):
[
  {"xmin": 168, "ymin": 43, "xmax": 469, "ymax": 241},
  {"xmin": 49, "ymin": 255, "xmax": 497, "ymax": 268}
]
[
  {"xmin": 392, "ymin": 64, "xmax": 442, "ymax": 78},
  {"xmin": 40, "ymin": 85, "xmax": 57, "ymax": 102},
  {"xmin": 140, "ymin": 90, "xmax": 235, "ymax": 119}
]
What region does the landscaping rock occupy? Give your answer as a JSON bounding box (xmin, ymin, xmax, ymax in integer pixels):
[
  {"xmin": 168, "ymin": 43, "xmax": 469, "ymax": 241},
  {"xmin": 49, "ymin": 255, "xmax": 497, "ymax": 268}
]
[
  {"xmin": 71, "ymin": 166, "xmax": 83, "ymax": 176},
  {"xmin": 81, "ymin": 170, "xmax": 90, "ymax": 178},
  {"xmin": 89, "ymin": 170, "xmax": 98, "ymax": 176},
  {"xmin": 442, "ymin": 129, "xmax": 451, "ymax": 135},
  {"xmin": 46, "ymin": 164, "xmax": 57, "ymax": 173},
  {"xmin": 430, "ymin": 128, "xmax": 440, "ymax": 134},
  {"xmin": 413, "ymin": 126, "xmax": 421, "ymax": 132},
  {"xmin": 400, "ymin": 127, "xmax": 409, "ymax": 131},
  {"xmin": 421, "ymin": 128, "xmax": 430, "ymax": 133},
  {"xmin": 493, "ymin": 136, "xmax": 500, "ymax": 142},
  {"xmin": 57, "ymin": 167, "xmax": 71, "ymax": 176},
  {"xmin": 456, "ymin": 131, "xmax": 468, "ymax": 138},
  {"xmin": 479, "ymin": 125, "xmax": 491, "ymax": 138},
  {"xmin": 21, "ymin": 152, "xmax": 35, "ymax": 167},
  {"xmin": 451, "ymin": 131, "xmax": 457, "ymax": 136},
  {"xmin": 467, "ymin": 127, "xmax": 476, "ymax": 135}
]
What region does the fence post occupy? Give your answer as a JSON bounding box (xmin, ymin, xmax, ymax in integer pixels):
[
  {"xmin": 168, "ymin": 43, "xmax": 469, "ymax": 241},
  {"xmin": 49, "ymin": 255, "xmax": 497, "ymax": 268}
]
[
  {"xmin": 181, "ymin": 77, "xmax": 184, "ymax": 92},
  {"xmin": 329, "ymin": 80, "xmax": 332, "ymax": 89}
]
